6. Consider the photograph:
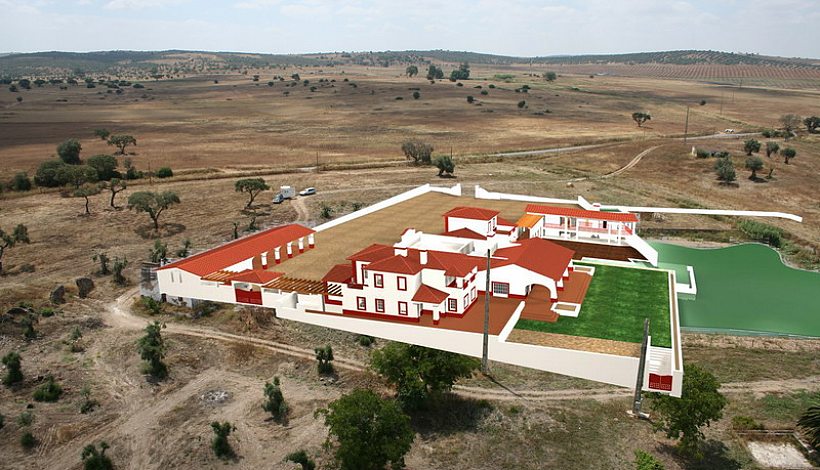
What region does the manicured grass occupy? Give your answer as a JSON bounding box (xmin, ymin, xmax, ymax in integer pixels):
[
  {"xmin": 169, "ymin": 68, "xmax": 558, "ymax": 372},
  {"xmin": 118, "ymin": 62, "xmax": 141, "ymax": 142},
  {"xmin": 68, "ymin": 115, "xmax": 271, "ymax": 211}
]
[
  {"xmin": 652, "ymin": 242, "xmax": 820, "ymax": 337},
  {"xmin": 516, "ymin": 264, "xmax": 672, "ymax": 347}
]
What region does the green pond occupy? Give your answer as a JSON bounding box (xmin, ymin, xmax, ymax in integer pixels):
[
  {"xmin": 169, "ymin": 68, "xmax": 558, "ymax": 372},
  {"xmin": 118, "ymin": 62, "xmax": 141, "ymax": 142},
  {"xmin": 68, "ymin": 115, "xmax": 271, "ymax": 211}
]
[{"xmin": 651, "ymin": 242, "xmax": 820, "ymax": 337}]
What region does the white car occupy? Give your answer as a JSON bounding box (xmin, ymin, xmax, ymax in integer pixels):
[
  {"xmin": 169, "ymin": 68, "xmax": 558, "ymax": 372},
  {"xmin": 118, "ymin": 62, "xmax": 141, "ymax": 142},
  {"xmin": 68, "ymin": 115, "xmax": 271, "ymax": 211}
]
[
  {"xmin": 723, "ymin": 128, "xmax": 735, "ymax": 134},
  {"xmin": 299, "ymin": 187, "xmax": 316, "ymax": 196}
]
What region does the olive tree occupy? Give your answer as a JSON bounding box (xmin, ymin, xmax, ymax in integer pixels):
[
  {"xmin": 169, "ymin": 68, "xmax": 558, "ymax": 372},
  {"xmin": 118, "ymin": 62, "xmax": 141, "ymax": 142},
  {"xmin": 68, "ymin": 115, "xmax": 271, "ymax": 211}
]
[
  {"xmin": 632, "ymin": 112, "xmax": 651, "ymax": 127},
  {"xmin": 780, "ymin": 114, "xmax": 801, "ymax": 139},
  {"xmin": 765, "ymin": 141, "xmax": 779, "ymax": 158},
  {"xmin": 0, "ymin": 224, "xmax": 30, "ymax": 274},
  {"xmin": 2, "ymin": 351, "xmax": 23, "ymax": 385},
  {"xmin": 137, "ymin": 321, "xmax": 167, "ymax": 379},
  {"xmin": 235, "ymin": 178, "xmax": 270, "ymax": 209},
  {"xmin": 745, "ymin": 156, "xmax": 764, "ymax": 180},
  {"xmin": 107, "ymin": 135, "xmax": 137, "ymax": 155},
  {"xmin": 742, "ymin": 139, "xmax": 761, "ymax": 156},
  {"xmin": 401, "ymin": 140, "xmax": 434, "ymax": 165},
  {"xmin": 434, "ymin": 155, "xmax": 455, "ymax": 177},
  {"xmin": 57, "ymin": 139, "xmax": 83, "ymax": 164},
  {"xmin": 104, "ymin": 178, "xmax": 127, "ymax": 208},
  {"xmin": 782, "ymin": 147, "xmax": 797, "ymax": 164},
  {"xmin": 74, "ymin": 183, "xmax": 103, "ymax": 215},
  {"xmin": 127, "ymin": 191, "xmax": 180, "ymax": 232}
]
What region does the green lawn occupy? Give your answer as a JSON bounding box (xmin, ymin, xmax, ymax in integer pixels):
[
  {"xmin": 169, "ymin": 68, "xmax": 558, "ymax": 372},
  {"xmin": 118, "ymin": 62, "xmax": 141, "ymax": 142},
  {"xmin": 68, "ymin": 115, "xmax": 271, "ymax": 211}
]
[{"xmin": 516, "ymin": 264, "xmax": 672, "ymax": 347}]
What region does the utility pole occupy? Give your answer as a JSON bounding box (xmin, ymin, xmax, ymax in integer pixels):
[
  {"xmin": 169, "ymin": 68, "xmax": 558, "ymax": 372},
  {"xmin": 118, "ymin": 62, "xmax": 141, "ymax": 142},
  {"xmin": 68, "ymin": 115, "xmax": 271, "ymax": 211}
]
[
  {"xmin": 719, "ymin": 90, "xmax": 724, "ymax": 115},
  {"xmin": 683, "ymin": 105, "xmax": 690, "ymax": 145},
  {"xmin": 630, "ymin": 318, "xmax": 650, "ymax": 419},
  {"xmin": 481, "ymin": 249, "xmax": 491, "ymax": 374}
]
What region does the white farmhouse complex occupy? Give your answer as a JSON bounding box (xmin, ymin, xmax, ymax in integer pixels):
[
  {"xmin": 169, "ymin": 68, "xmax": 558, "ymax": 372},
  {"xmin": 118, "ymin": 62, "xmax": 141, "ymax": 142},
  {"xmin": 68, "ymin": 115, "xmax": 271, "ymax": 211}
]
[{"xmin": 153, "ymin": 184, "xmax": 687, "ymax": 397}]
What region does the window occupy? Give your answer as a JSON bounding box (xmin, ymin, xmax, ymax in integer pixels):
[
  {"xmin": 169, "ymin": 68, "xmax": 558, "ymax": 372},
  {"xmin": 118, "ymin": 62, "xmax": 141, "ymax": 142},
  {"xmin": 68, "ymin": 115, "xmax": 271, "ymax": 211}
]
[
  {"xmin": 492, "ymin": 282, "xmax": 509, "ymax": 296},
  {"xmin": 375, "ymin": 299, "xmax": 385, "ymax": 313},
  {"xmin": 448, "ymin": 298, "xmax": 457, "ymax": 312},
  {"xmin": 463, "ymin": 294, "xmax": 469, "ymax": 307},
  {"xmin": 398, "ymin": 301, "xmax": 408, "ymax": 316},
  {"xmin": 397, "ymin": 276, "xmax": 407, "ymax": 291},
  {"xmin": 472, "ymin": 287, "xmax": 477, "ymax": 299},
  {"xmin": 356, "ymin": 297, "xmax": 366, "ymax": 311},
  {"xmin": 374, "ymin": 273, "xmax": 384, "ymax": 288}
]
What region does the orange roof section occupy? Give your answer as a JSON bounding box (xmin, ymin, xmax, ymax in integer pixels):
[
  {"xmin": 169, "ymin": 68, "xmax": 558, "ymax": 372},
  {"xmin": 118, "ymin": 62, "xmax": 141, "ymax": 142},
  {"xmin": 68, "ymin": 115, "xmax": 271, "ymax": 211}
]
[
  {"xmin": 412, "ymin": 284, "xmax": 450, "ymax": 304},
  {"xmin": 442, "ymin": 206, "xmax": 500, "ymax": 221},
  {"xmin": 158, "ymin": 224, "xmax": 314, "ymax": 276},
  {"xmin": 492, "ymin": 238, "xmax": 575, "ymax": 280},
  {"xmin": 515, "ymin": 213, "xmax": 543, "ymax": 229},
  {"xmin": 526, "ymin": 204, "xmax": 639, "ymax": 223},
  {"xmin": 229, "ymin": 270, "xmax": 283, "ymax": 284},
  {"xmin": 322, "ymin": 264, "xmax": 352, "ymax": 283}
]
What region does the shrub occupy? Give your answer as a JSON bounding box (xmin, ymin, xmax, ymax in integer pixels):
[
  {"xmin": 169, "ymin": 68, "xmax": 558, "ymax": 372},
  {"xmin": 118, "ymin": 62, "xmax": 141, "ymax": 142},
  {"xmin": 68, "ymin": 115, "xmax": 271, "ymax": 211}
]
[
  {"xmin": 634, "ymin": 450, "xmax": 665, "ymax": 470},
  {"xmin": 11, "ymin": 172, "xmax": 32, "ymax": 191},
  {"xmin": 262, "ymin": 376, "xmax": 288, "ymax": 422},
  {"xmin": 488, "ymin": 84, "xmax": 495, "ymax": 88},
  {"xmin": 0, "ymin": 413, "xmax": 4, "ymax": 430},
  {"xmin": 193, "ymin": 300, "xmax": 219, "ymax": 318},
  {"xmin": 412, "ymin": 91, "xmax": 420, "ymax": 99},
  {"xmin": 3, "ymin": 351, "xmax": 24, "ymax": 385},
  {"xmin": 315, "ymin": 345, "xmax": 334, "ymax": 374},
  {"xmin": 731, "ymin": 415, "xmax": 764, "ymax": 431},
  {"xmin": 81, "ymin": 442, "xmax": 113, "ymax": 470},
  {"xmin": 141, "ymin": 296, "xmax": 163, "ymax": 315},
  {"xmin": 285, "ymin": 450, "xmax": 316, "ymax": 470},
  {"xmin": 18, "ymin": 411, "xmax": 34, "ymax": 426},
  {"xmin": 357, "ymin": 335, "xmax": 375, "ymax": 347},
  {"xmin": 39, "ymin": 307, "xmax": 55, "ymax": 317},
  {"xmin": 132, "ymin": 83, "xmax": 144, "ymax": 89},
  {"xmin": 33, "ymin": 375, "xmax": 63, "ymax": 402},
  {"xmin": 695, "ymin": 149, "xmax": 710, "ymax": 159},
  {"xmin": 517, "ymin": 100, "xmax": 527, "ymax": 109},
  {"xmin": 480, "ymin": 90, "xmax": 488, "ymax": 95},
  {"xmin": 155, "ymin": 167, "xmax": 173, "ymax": 178},
  {"xmin": 211, "ymin": 421, "xmax": 236, "ymax": 459},
  {"xmin": 21, "ymin": 432, "xmax": 36, "ymax": 449},
  {"xmin": 699, "ymin": 99, "xmax": 706, "ymax": 106},
  {"xmin": 466, "ymin": 95, "xmax": 474, "ymax": 103},
  {"xmin": 737, "ymin": 220, "xmax": 783, "ymax": 248},
  {"xmin": 79, "ymin": 385, "xmax": 99, "ymax": 414}
]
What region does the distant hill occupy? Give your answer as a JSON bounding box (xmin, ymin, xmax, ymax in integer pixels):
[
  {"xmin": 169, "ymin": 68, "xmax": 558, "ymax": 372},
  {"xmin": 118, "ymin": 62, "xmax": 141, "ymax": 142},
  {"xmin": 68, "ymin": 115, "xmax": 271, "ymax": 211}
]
[{"xmin": 1, "ymin": 49, "xmax": 818, "ymax": 79}]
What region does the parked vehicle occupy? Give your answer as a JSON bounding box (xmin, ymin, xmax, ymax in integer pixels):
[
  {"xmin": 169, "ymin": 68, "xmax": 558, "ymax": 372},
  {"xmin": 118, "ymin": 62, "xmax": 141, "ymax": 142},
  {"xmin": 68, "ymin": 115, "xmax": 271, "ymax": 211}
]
[
  {"xmin": 299, "ymin": 187, "xmax": 317, "ymax": 196},
  {"xmin": 272, "ymin": 193, "xmax": 285, "ymax": 204},
  {"xmin": 273, "ymin": 185, "xmax": 296, "ymax": 204}
]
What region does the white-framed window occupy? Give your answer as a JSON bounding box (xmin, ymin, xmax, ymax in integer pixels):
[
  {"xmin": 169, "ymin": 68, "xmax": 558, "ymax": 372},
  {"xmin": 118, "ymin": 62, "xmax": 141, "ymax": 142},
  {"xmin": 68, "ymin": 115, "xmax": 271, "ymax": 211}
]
[
  {"xmin": 463, "ymin": 294, "xmax": 469, "ymax": 308},
  {"xmin": 357, "ymin": 297, "xmax": 366, "ymax": 311},
  {"xmin": 398, "ymin": 301, "xmax": 408, "ymax": 316},
  {"xmin": 448, "ymin": 298, "xmax": 457, "ymax": 312},
  {"xmin": 397, "ymin": 276, "xmax": 407, "ymax": 291},
  {"xmin": 375, "ymin": 298, "xmax": 385, "ymax": 313},
  {"xmin": 492, "ymin": 282, "xmax": 509, "ymax": 295}
]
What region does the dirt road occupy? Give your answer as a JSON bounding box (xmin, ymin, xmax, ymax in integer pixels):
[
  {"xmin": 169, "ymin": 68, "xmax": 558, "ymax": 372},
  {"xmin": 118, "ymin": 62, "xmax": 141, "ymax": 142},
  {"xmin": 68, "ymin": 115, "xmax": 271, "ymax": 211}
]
[{"xmin": 103, "ymin": 290, "xmax": 820, "ymax": 403}]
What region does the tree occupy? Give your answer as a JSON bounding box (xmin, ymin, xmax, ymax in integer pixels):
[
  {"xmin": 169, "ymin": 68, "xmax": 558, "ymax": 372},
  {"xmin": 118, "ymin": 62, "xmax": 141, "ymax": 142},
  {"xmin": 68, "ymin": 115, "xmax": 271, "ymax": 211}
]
[
  {"xmin": 149, "ymin": 240, "xmax": 168, "ymax": 263},
  {"xmin": 94, "ymin": 129, "xmax": 110, "ymax": 141},
  {"xmin": 782, "ymin": 147, "xmax": 797, "ymax": 164},
  {"xmin": 112, "ymin": 256, "xmax": 128, "ymax": 285},
  {"xmin": 466, "ymin": 95, "xmax": 474, "ymax": 104},
  {"xmin": 798, "ymin": 405, "xmax": 820, "ymax": 449},
  {"xmin": 649, "ymin": 364, "xmax": 726, "ymax": 456},
  {"xmin": 21, "ymin": 314, "xmax": 37, "ymax": 339},
  {"xmin": 632, "ymin": 112, "xmax": 651, "ymax": 127},
  {"xmin": 107, "ymin": 134, "xmax": 137, "ymax": 155},
  {"xmin": 371, "ymin": 342, "xmax": 478, "ymax": 410},
  {"xmin": 742, "ymin": 139, "xmax": 761, "ymax": 156},
  {"xmin": 319, "ymin": 389, "xmax": 414, "ymax": 470},
  {"xmin": 634, "ymin": 450, "xmax": 665, "ymax": 470},
  {"xmin": 93, "ymin": 252, "xmax": 110, "ymax": 275},
  {"xmin": 517, "ymin": 100, "xmax": 527, "ymax": 109},
  {"xmin": 765, "ymin": 141, "xmax": 779, "ymax": 158},
  {"xmin": 262, "ymin": 376, "xmax": 288, "ymax": 422},
  {"xmin": 176, "ymin": 239, "xmax": 192, "ymax": 258},
  {"xmin": 804, "ymin": 115, "xmax": 820, "ymax": 134},
  {"xmin": 155, "ymin": 167, "xmax": 173, "ymax": 178},
  {"xmin": 434, "ymin": 155, "xmax": 455, "ymax": 177},
  {"xmin": 211, "ymin": 421, "xmax": 236, "ymax": 459},
  {"xmin": 57, "ymin": 139, "xmax": 83, "ymax": 164},
  {"xmin": 10, "ymin": 172, "xmax": 32, "ymax": 191},
  {"xmin": 81, "ymin": 442, "xmax": 113, "ymax": 470},
  {"xmin": 56, "ymin": 164, "xmax": 98, "ymax": 189},
  {"xmin": 285, "ymin": 450, "xmax": 316, "ymax": 470},
  {"xmin": 235, "ymin": 178, "xmax": 270, "ymax": 209},
  {"xmin": 33, "ymin": 375, "xmax": 63, "ymax": 402},
  {"xmin": 74, "ymin": 183, "xmax": 103, "ymax": 215},
  {"xmin": 104, "ymin": 178, "xmax": 127, "ymax": 208},
  {"xmin": 405, "ymin": 65, "xmax": 418, "ymax": 77},
  {"xmin": 2, "ymin": 351, "xmax": 23, "ymax": 385},
  {"xmin": 138, "ymin": 321, "xmax": 167, "ymax": 379},
  {"xmin": 401, "ymin": 140, "xmax": 434, "ymax": 165},
  {"xmin": 315, "ymin": 346, "xmax": 334, "ymax": 374},
  {"xmin": 449, "ymin": 62, "xmax": 470, "ymax": 81},
  {"xmin": 780, "ymin": 114, "xmax": 801, "ymax": 139},
  {"xmin": 412, "ymin": 91, "xmax": 420, "ymax": 100},
  {"xmin": 127, "ymin": 191, "xmax": 180, "ymax": 232},
  {"xmin": 745, "ymin": 156, "xmax": 764, "ymax": 180},
  {"xmin": 87, "ymin": 154, "xmax": 119, "ymax": 181},
  {"xmin": 426, "ymin": 65, "xmax": 444, "ymax": 80},
  {"xmin": 34, "ymin": 160, "xmax": 68, "ymax": 187},
  {"xmin": 0, "ymin": 224, "xmax": 30, "ymax": 274},
  {"xmin": 544, "ymin": 71, "xmax": 557, "ymax": 81}
]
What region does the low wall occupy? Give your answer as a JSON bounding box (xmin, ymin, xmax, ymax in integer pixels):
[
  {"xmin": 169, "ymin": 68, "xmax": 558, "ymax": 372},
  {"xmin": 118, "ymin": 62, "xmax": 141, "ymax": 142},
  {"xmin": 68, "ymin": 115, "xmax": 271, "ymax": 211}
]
[
  {"xmin": 474, "ymin": 185, "xmax": 577, "ymax": 205},
  {"xmin": 604, "ymin": 205, "xmax": 803, "ymax": 223}
]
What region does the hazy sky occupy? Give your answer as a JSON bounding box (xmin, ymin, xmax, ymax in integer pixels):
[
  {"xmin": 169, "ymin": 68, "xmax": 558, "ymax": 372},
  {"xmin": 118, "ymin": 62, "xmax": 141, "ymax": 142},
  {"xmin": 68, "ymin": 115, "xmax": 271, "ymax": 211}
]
[{"xmin": 2, "ymin": 0, "xmax": 819, "ymax": 58}]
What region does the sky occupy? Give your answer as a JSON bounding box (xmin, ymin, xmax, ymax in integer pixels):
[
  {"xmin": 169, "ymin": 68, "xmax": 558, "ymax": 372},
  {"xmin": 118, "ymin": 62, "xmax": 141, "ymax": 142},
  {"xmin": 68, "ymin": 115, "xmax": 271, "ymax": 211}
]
[{"xmin": 1, "ymin": 0, "xmax": 819, "ymax": 58}]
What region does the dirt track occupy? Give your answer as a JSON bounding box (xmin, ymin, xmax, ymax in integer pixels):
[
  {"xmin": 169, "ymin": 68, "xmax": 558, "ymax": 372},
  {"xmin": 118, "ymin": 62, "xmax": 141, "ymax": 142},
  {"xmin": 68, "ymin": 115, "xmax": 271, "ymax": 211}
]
[{"xmin": 103, "ymin": 290, "xmax": 820, "ymax": 403}]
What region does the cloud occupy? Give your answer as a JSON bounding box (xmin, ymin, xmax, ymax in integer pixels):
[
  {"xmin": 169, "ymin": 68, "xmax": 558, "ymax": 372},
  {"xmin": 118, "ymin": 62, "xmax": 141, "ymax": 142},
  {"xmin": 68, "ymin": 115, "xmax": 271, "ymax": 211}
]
[{"xmin": 103, "ymin": 0, "xmax": 184, "ymax": 10}]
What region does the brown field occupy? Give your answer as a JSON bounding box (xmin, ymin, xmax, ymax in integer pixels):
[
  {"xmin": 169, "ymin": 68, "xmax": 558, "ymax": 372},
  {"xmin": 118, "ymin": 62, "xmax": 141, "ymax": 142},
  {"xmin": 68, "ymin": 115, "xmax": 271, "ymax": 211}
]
[{"xmin": 1, "ymin": 63, "xmax": 819, "ymax": 469}]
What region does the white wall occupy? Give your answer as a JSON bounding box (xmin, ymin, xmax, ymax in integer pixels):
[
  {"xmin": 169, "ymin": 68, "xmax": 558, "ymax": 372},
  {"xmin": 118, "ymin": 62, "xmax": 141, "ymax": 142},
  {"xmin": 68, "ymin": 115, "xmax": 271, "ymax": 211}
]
[
  {"xmin": 447, "ymin": 215, "xmax": 495, "ymax": 236},
  {"xmin": 158, "ymin": 268, "xmax": 237, "ymax": 304},
  {"xmin": 477, "ymin": 264, "xmax": 557, "ymax": 298}
]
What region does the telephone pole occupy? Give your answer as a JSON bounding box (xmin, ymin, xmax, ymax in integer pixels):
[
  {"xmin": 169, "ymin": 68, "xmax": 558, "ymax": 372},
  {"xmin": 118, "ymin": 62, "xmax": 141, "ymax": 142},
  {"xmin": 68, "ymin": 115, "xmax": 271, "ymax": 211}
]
[
  {"xmin": 683, "ymin": 105, "xmax": 690, "ymax": 145},
  {"xmin": 481, "ymin": 249, "xmax": 491, "ymax": 374},
  {"xmin": 630, "ymin": 318, "xmax": 650, "ymax": 419}
]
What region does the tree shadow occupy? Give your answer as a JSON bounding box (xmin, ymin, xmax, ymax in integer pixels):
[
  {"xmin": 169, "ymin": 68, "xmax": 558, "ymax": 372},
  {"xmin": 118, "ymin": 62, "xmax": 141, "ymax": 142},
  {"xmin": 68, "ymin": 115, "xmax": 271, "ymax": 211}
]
[
  {"xmin": 659, "ymin": 440, "xmax": 743, "ymax": 470},
  {"xmin": 748, "ymin": 176, "xmax": 768, "ymax": 183},
  {"xmin": 408, "ymin": 393, "xmax": 492, "ymax": 437},
  {"xmin": 134, "ymin": 223, "xmax": 186, "ymax": 239}
]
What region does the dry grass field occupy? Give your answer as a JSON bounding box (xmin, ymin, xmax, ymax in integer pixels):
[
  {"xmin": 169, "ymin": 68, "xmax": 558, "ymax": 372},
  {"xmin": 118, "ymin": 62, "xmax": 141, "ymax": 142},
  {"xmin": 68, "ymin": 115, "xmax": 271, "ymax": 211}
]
[{"xmin": 1, "ymin": 61, "xmax": 819, "ymax": 469}]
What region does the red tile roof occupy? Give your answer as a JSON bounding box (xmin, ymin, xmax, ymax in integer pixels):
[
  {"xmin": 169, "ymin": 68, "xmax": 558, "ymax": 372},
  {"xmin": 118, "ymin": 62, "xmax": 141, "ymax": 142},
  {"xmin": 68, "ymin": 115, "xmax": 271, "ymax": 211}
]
[
  {"xmin": 427, "ymin": 251, "xmax": 481, "ymax": 277},
  {"xmin": 439, "ymin": 228, "xmax": 487, "ymax": 240},
  {"xmin": 412, "ymin": 284, "xmax": 450, "ymax": 304},
  {"xmin": 322, "ymin": 264, "xmax": 352, "ymax": 283},
  {"xmin": 367, "ymin": 254, "xmax": 423, "ymax": 275},
  {"xmin": 158, "ymin": 224, "xmax": 314, "ymax": 276},
  {"xmin": 492, "ymin": 238, "xmax": 574, "ymax": 280},
  {"xmin": 347, "ymin": 243, "xmax": 395, "ymax": 262},
  {"xmin": 526, "ymin": 204, "xmax": 639, "ymax": 223},
  {"xmin": 443, "ymin": 206, "xmax": 500, "ymax": 221}
]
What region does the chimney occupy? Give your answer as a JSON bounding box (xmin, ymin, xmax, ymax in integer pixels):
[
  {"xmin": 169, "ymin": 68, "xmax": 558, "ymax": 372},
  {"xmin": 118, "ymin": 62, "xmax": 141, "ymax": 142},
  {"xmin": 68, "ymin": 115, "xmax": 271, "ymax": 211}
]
[
  {"xmin": 419, "ymin": 250, "xmax": 428, "ymax": 265},
  {"xmin": 394, "ymin": 248, "xmax": 408, "ymax": 257}
]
